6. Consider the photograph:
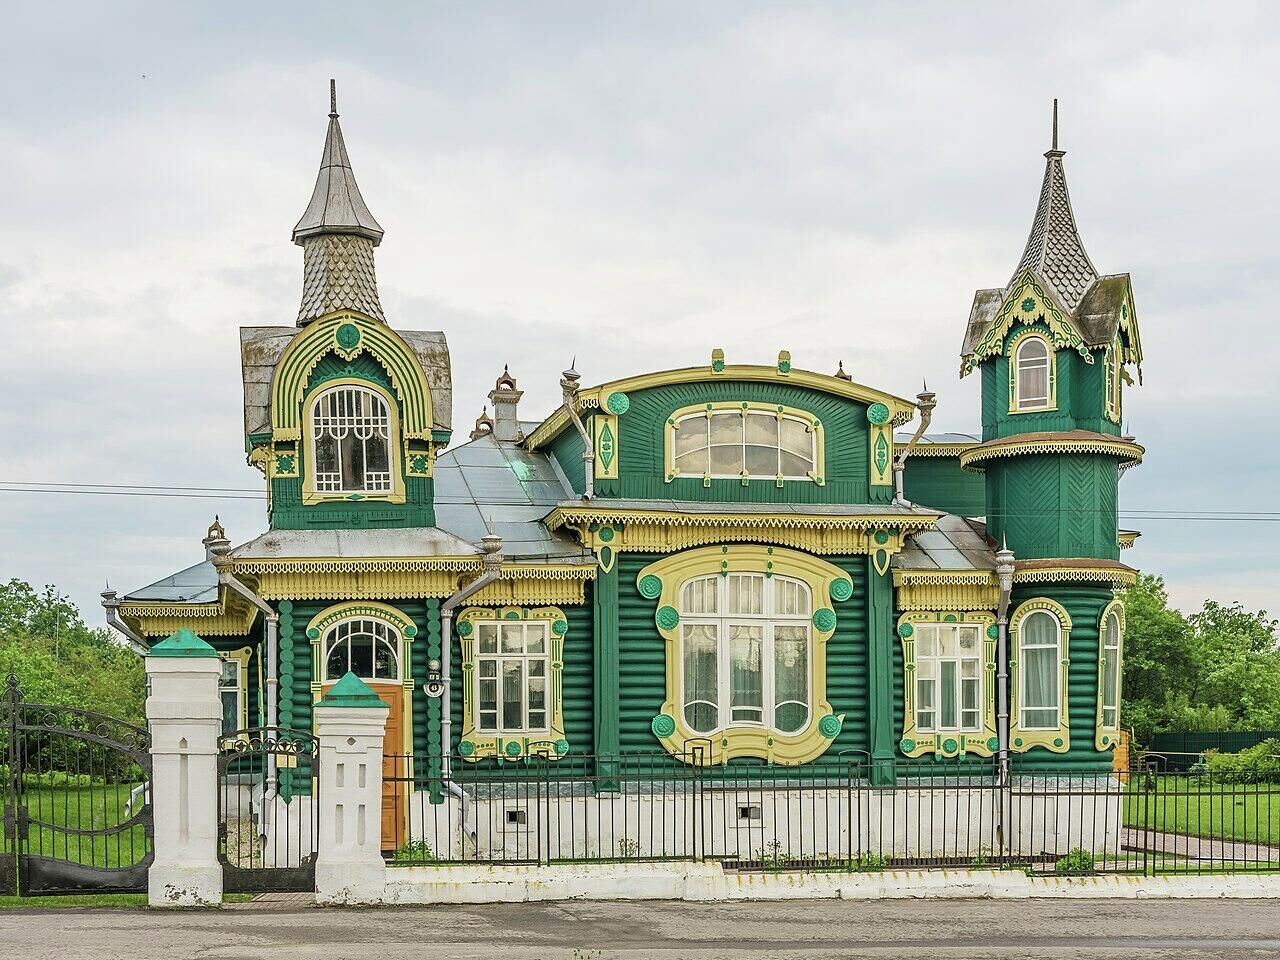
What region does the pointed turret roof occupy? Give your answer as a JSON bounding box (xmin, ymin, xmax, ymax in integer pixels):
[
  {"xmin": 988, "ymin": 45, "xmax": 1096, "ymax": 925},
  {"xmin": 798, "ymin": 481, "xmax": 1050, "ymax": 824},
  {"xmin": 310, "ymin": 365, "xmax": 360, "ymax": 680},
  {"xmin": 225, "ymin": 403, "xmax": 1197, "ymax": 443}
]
[
  {"xmin": 1005, "ymin": 100, "xmax": 1097, "ymax": 310},
  {"xmin": 292, "ymin": 81, "xmax": 384, "ymax": 247}
]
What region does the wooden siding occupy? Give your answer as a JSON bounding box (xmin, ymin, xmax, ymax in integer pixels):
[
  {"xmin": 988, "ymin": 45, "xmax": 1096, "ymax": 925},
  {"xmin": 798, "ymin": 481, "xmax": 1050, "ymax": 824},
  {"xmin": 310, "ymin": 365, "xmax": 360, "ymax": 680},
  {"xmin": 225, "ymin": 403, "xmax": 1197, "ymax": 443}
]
[{"xmin": 901, "ymin": 456, "xmax": 985, "ymax": 519}]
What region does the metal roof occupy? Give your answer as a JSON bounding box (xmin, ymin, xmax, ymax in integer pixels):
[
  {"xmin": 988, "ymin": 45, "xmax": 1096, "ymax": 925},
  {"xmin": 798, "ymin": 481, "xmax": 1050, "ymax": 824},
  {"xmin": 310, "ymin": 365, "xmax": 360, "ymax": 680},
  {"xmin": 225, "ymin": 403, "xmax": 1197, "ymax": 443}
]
[
  {"xmin": 292, "ymin": 89, "xmax": 384, "ymax": 247},
  {"xmin": 434, "ymin": 435, "xmax": 592, "ymax": 562},
  {"xmin": 122, "ymin": 558, "xmax": 219, "ymax": 604},
  {"xmin": 231, "ymin": 527, "xmax": 481, "ymax": 561},
  {"xmin": 893, "ymin": 432, "xmax": 980, "ymax": 446},
  {"xmin": 894, "ymin": 515, "xmax": 995, "ymax": 572},
  {"xmin": 1007, "ymin": 147, "xmax": 1097, "ymax": 312}
]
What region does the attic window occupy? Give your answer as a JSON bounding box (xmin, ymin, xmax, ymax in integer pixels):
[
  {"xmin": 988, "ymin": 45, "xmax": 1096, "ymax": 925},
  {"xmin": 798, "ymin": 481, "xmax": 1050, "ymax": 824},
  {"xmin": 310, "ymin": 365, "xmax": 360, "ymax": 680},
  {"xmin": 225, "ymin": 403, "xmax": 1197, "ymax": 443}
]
[
  {"xmin": 667, "ymin": 403, "xmax": 822, "ymax": 484},
  {"xmin": 1011, "ymin": 334, "xmax": 1054, "ymax": 413},
  {"xmin": 308, "ymin": 384, "xmax": 395, "ymax": 494}
]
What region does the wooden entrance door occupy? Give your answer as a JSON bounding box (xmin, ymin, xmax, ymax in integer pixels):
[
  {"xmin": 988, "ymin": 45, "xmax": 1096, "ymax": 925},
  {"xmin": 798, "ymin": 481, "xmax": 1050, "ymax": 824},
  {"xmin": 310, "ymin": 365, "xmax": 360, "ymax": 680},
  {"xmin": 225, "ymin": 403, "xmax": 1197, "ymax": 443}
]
[{"xmin": 319, "ymin": 680, "xmax": 407, "ymax": 852}]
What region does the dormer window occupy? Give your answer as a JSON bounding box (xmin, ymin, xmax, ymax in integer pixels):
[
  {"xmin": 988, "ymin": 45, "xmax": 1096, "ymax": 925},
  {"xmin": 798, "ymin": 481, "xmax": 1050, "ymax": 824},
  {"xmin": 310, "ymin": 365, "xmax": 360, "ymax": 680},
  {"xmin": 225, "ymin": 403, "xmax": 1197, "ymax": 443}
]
[
  {"xmin": 308, "ymin": 383, "xmax": 396, "ymax": 496},
  {"xmin": 666, "ymin": 402, "xmax": 823, "ymax": 485},
  {"xmin": 1010, "ymin": 333, "xmax": 1055, "ymax": 413}
]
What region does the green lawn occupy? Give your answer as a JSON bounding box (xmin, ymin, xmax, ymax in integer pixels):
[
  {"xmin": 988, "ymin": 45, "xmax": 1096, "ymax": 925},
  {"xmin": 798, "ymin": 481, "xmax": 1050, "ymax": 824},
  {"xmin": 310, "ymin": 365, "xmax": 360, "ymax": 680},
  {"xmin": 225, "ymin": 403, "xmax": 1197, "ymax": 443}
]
[
  {"xmin": 14, "ymin": 782, "xmax": 151, "ymax": 868},
  {"xmin": 1124, "ymin": 776, "xmax": 1280, "ymax": 846}
]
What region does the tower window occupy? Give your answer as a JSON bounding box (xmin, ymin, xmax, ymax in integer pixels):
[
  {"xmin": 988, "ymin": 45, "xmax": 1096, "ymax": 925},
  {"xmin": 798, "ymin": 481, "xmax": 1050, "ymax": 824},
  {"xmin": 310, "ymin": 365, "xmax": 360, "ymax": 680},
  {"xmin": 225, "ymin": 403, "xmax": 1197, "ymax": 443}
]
[
  {"xmin": 308, "ymin": 384, "xmax": 394, "ymax": 494},
  {"xmin": 1017, "ymin": 609, "xmax": 1061, "ymax": 730},
  {"xmin": 1013, "ymin": 336, "xmax": 1052, "ymax": 411}
]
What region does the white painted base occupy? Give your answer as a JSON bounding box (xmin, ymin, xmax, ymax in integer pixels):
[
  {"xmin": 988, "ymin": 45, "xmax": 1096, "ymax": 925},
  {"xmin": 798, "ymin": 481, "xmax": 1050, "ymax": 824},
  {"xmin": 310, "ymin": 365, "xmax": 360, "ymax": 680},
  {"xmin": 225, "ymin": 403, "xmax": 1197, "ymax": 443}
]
[
  {"xmin": 316, "ymin": 860, "xmax": 388, "ymax": 906},
  {"xmin": 148, "ymin": 864, "xmax": 222, "ymax": 907},
  {"xmin": 377, "ymin": 862, "xmax": 1280, "ymax": 905}
]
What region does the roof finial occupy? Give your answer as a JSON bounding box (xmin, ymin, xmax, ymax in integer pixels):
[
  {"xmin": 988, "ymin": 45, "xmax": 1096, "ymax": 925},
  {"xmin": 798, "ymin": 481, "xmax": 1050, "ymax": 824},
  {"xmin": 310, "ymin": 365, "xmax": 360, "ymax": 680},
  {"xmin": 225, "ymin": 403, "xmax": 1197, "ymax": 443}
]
[
  {"xmin": 1051, "ymin": 97, "xmax": 1059, "ymax": 152},
  {"xmin": 329, "ymin": 79, "xmax": 338, "ymax": 119}
]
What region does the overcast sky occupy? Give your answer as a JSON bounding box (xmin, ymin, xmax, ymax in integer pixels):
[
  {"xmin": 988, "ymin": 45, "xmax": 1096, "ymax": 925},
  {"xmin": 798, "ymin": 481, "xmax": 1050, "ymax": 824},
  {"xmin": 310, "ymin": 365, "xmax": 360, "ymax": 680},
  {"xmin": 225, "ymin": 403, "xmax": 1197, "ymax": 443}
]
[{"xmin": 2, "ymin": 1, "xmax": 1278, "ymax": 628}]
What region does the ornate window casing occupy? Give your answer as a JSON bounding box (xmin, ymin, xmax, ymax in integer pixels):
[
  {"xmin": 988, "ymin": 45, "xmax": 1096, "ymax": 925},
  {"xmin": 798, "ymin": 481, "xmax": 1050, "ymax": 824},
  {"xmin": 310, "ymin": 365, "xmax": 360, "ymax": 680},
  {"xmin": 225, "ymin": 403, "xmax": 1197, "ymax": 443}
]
[
  {"xmin": 455, "ymin": 606, "xmax": 569, "ymax": 762},
  {"xmin": 1008, "ymin": 330, "xmax": 1056, "ymax": 414},
  {"xmin": 219, "ymin": 647, "xmax": 252, "ymax": 736},
  {"xmin": 1104, "ymin": 339, "xmax": 1123, "ymax": 423},
  {"xmin": 306, "ymin": 602, "xmax": 417, "ymax": 755},
  {"xmin": 303, "ymin": 379, "xmax": 405, "ymax": 504},
  {"xmin": 638, "ymin": 545, "xmax": 850, "ymax": 766},
  {"xmin": 1096, "ymin": 598, "xmax": 1125, "ymax": 749},
  {"xmin": 897, "ymin": 613, "xmax": 997, "ymax": 759},
  {"xmin": 665, "ymin": 402, "xmax": 824, "ymax": 487},
  {"xmin": 1009, "ymin": 598, "xmax": 1071, "ymax": 753}
]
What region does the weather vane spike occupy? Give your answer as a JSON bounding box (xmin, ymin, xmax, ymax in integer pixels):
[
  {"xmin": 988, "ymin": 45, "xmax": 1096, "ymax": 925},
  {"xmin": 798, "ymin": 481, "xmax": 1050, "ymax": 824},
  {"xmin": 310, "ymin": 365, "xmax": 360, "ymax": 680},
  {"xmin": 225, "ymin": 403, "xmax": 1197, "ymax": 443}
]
[
  {"xmin": 1051, "ymin": 97, "xmax": 1059, "ymax": 152},
  {"xmin": 329, "ymin": 79, "xmax": 338, "ymax": 119}
]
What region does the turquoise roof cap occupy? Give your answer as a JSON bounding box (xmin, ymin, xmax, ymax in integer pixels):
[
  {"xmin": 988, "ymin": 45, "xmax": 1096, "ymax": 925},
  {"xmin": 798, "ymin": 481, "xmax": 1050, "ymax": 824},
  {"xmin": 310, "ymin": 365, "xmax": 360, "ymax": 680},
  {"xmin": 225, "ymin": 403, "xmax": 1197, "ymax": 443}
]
[
  {"xmin": 148, "ymin": 627, "xmax": 218, "ymax": 658},
  {"xmin": 317, "ymin": 671, "xmax": 387, "ymax": 709}
]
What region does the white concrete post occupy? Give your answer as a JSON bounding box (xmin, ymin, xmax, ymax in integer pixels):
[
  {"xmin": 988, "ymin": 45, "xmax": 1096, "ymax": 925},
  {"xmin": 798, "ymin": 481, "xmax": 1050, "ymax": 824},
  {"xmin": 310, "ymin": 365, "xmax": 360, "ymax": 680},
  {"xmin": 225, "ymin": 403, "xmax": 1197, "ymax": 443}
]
[
  {"xmin": 145, "ymin": 628, "xmax": 223, "ymax": 907},
  {"xmin": 313, "ymin": 672, "xmax": 390, "ymax": 905}
]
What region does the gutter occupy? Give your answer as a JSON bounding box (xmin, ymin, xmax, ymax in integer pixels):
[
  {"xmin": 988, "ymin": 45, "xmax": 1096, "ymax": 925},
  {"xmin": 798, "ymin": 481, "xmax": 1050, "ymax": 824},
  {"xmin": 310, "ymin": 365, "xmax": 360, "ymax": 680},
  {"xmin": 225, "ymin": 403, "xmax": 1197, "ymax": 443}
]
[
  {"xmin": 893, "ymin": 385, "xmax": 937, "ymax": 505},
  {"xmin": 211, "ymin": 546, "xmax": 281, "ymax": 800},
  {"xmin": 559, "ymin": 363, "xmax": 594, "ymax": 499},
  {"xmin": 438, "ymin": 533, "xmax": 504, "ymax": 781},
  {"xmin": 994, "ymin": 541, "xmax": 1016, "ymax": 850},
  {"xmin": 100, "ymin": 590, "xmax": 150, "ymax": 656}
]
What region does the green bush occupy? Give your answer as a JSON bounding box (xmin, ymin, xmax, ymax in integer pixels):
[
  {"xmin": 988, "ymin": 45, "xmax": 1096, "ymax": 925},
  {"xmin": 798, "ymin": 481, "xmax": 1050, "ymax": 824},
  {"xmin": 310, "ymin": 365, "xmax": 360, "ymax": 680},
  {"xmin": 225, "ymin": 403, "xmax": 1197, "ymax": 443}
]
[
  {"xmin": 1200, "ymin": 739, "xmax": 1280, "ymax": 783},
  {"xmin": 1054, "ymin": 848, "xmax": 1095, "ymax": 876},
  {"xmin": 391, "ymin": 839, "xmax": 437, "ymax": 863}
]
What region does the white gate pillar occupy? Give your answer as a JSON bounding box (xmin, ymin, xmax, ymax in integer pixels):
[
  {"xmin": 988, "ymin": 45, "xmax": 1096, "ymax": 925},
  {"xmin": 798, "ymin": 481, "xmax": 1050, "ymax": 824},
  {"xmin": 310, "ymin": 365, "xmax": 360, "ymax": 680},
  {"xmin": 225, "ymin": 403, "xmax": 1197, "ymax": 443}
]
[
  {"xmin": 314, "ymin": 672, "xmax": 390, "ymax": 905},
  {"xmin": 145, "ymin": 628, "xmax": 223, "ymax": 906}
]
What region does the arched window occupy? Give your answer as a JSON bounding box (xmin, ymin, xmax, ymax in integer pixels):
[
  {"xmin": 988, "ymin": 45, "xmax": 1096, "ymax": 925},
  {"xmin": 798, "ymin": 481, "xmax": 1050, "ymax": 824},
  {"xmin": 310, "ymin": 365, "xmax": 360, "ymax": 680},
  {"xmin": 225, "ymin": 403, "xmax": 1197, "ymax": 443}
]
[
  {"xmin": 668, "ymin": 404, "xmax": 821, "ymax": 482},
  {"xmin": 323, "ymin": 617, "xmax": 401, "ymax": 682},
  {"xmin": 679, "ymin": 572, "xmax": 812, "ymax": 735},
  {"xmin": 1018, "ymin": 610, "xmax": 1061, "ymax": 730},
  {"xmin": 1013, "ymin": 336, "xmax": 1052, "ymax": 411},
  {"xmin": 1105, "ymin": 340, "xmax": 1123, "ymax": 422},
  {"xmin": 1100, "ymin": 609, "xmax": 1122, "ymax": 729},
  {"xmin": 309, "ymin": 384, "xmax": 393, "ymax": 494}
]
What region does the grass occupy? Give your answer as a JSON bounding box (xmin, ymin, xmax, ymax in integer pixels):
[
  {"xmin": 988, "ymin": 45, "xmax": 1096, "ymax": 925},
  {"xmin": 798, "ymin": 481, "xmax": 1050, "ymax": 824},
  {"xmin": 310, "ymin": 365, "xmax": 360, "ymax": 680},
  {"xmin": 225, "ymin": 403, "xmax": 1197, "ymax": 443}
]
[
  {"xmin": 13, "ymin": 782, "xmax": 151, "ymax": 868},
  {"xmin": 1123, "ymin": 775, "xmax": 1280, "ymax": 846},
  {"xmin": 0, "ymin": 894, "xmax": 255, "ymax": 909}
]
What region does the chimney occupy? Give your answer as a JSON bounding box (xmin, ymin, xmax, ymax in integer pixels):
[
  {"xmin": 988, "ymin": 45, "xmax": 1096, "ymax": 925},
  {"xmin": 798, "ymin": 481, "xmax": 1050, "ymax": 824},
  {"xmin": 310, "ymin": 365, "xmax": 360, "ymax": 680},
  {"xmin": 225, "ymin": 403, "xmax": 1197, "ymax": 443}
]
[
  {"xmin": 202, "ymin": 517, "xmax": 230, "ymax": 560},
  {"xmin": 489, "ymin": 366, "xmax": 524, "ymax": 442}
]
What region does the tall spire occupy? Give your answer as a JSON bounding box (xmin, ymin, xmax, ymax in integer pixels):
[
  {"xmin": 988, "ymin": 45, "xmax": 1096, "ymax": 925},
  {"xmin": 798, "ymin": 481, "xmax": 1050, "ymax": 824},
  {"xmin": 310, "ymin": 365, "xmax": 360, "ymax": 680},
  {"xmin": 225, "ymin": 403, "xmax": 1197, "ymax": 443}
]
[
  {"xmin": 1006, "ymin": 99, "xmax": 1097, "ymax": 311},
  {"xmin": 292, "ymin": 80, "xmax": 385, "ymax": 325}
]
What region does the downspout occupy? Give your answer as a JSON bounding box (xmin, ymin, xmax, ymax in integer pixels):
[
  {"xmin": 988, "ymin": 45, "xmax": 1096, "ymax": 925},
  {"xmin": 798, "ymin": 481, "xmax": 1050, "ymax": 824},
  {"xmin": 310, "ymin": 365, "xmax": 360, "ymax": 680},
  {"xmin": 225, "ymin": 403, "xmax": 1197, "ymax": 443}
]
[
  {"xmin": 212, "ymin": 547, "xmax": 281, "ymax": 799},
  {"xmin": 100, "ymin": 589, "xmax": 149, "ymax": 656},
  {"xmin": 994, "ymin": 541, "xmax": 1016, "ymax": 851},
  {"xmin": 892, "ymin": 384, "xmax": 936, "ymax": 505},
  {"xmin": 439, "ymin": 533, "xmax": 504, "ymax": 781},
  {"xmin": 559, "ymin": 362, "xmax": 594, "ymax": 500}
]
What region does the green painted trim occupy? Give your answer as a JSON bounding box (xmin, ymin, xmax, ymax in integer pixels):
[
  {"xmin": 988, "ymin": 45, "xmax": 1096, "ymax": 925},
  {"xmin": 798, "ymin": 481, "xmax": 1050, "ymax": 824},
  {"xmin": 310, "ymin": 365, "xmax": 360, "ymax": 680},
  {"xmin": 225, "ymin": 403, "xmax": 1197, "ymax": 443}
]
[
  {"xmin": 148, "ymin": 627, "xmax": 218, "ymax": 658},
  {"xmin": 594, "ymin": 566, "xmax": 620, "ymax": 787},
  {"xmin": 316, "ymin": 671, "xmax": 387, "ymax": 709},
  {"xmin": 866, "ymin": 557, "xmax": 895, "ymax": 785}
]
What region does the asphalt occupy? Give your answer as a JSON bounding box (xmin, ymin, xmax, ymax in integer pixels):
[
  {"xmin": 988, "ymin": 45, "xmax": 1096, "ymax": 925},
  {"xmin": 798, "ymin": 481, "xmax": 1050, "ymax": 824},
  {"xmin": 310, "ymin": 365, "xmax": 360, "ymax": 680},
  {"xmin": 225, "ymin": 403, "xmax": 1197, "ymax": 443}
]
[{"xmin": 2, "ymin": 898, "xmax": 1280, "ymax": 959}]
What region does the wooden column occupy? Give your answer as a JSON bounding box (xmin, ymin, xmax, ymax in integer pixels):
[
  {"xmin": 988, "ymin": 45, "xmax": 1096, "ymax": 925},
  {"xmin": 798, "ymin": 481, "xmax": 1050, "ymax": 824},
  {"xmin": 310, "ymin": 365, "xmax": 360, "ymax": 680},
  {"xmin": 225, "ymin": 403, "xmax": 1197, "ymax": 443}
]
[
  {"xmin": 866, "ymin": 556, "xmax": 897, "ymax": 786},
  {"xmin": 593, "ymin": 560, "xmax": 620, "ymax": 789}
]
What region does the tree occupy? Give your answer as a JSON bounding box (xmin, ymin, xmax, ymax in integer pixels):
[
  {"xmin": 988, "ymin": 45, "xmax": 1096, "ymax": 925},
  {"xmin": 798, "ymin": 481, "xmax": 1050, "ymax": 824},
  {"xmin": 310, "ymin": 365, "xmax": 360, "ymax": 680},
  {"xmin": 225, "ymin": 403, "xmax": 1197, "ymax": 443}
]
[
  {"xmin": 1120, "ymin": 573, "xmax": 1280, "ymax": 739},
  {"xmin": 0, "ymin": 578, "xmax": 145, "ymax": 726}
]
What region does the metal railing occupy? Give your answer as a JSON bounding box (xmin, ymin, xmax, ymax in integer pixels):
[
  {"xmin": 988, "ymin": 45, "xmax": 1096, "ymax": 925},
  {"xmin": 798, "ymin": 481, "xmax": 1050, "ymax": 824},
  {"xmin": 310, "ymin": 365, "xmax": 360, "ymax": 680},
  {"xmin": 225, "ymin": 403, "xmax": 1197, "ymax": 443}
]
[{"xmin": 380, "ymin": 752, "xmax": 1280, "ymax": 876}]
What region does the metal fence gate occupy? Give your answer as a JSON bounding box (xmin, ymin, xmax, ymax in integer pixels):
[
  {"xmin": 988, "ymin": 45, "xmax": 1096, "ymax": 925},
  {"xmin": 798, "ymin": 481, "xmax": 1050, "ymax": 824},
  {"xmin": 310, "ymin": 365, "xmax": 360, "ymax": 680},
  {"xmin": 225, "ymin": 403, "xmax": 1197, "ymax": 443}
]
[
  {"xmin": 1, "ymin": 675, "xmax": 153, "ymax": 896},
  {"xmin": 218, "ymin": 727, "xmax": 320, "ymax": 893}
]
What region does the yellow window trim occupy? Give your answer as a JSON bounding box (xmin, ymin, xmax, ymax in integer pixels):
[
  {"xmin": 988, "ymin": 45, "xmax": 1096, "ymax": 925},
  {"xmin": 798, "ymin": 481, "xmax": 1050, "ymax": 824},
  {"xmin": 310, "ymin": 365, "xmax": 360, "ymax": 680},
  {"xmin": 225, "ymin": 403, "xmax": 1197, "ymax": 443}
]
[
  {"xmin": 1009, "ymin": 598, "xmax": 1072, "ymax": 754},
  {"xmin": 301, "ymin": 377, "xmax": 406, "ymax": 505},
  {"xmin": 637, "ymin": 545, "xmax": 850, "ymax": 766},
  {"xmin": 897, "ymin": 612, "xmax": 998, "ymax": 759},
  {"xmin": 663, "ymin": 401, "xmax": 826, "ymax": 487},
  {"xmin": 455, "ymin": 606, "xmax": 569, "ymax": 762},
  {"xmin": 219, "ymin": 646, "xmax": 253, "ymax": 738},
  {"xmin": 1007, "ymin": 327, "xmax": 1058, "ymax": 415},
  {"xmin": 1096, "ymin": 598, "xmax": 1126, "ymax": 750}
]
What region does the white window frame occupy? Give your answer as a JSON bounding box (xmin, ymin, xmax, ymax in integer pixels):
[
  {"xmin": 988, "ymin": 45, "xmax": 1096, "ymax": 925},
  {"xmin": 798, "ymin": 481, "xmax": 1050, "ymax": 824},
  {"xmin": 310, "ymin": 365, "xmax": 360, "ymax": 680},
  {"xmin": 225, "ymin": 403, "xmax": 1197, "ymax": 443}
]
[
  {"xmin": 307, "ymin": 383, "xmax": 395, "ymax": 495},
  {"xmin": 677, "ymin": 572, "xmax": 813, "ymax": 736},
  {"xmin": 670, "ymin": 407, "xmax": 818, "ymax": 481},
  {"xmin": 1018, "ymin": 609, "xmax": 1062, "ymax": 731},
  {"xmin": 912, "ymin": 623, "xmax": 984, "ymax": 736},
  {"xmin": 473, "ymin": 620, "xmax": 553, "ymax": 736},
  {"xmin": 321, "ymin": 617, "xmax": 403, "ymax": 683},
  {"xmin": 1013, "ymin": 335, "xmax": 1052, "ymax": 411},
  {"xmin": 1100, "ymin": 610, "xmax": 1122, "ymax": 729},
  {"xmin": 219, "ymin": 656, "xmax": 244, "ymax": 736}
]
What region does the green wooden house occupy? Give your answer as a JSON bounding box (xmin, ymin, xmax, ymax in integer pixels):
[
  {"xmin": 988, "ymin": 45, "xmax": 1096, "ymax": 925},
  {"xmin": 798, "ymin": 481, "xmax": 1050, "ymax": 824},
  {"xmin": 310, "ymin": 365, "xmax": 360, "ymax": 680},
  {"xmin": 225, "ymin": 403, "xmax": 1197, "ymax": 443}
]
[{"xmin": 108, "ymin": 93, "xmax": 1142, "ymax": 842}]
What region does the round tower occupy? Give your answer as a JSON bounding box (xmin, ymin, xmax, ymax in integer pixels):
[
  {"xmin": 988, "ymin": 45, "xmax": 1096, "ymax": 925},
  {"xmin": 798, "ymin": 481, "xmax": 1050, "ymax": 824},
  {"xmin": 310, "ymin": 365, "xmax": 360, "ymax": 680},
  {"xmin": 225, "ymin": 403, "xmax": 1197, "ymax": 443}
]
[{"xmin": 959, "ymin": 102, "xmax": 1144, "ymax": 765}]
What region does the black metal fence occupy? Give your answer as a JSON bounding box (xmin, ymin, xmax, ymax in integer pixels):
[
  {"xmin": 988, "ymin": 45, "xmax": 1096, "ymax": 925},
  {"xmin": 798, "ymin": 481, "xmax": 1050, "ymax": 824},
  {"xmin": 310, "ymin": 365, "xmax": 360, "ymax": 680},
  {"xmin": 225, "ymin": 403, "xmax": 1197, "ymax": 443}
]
[{"xmin": 381, "ymin": 752, "xmax": 1280, "ymax": 876}]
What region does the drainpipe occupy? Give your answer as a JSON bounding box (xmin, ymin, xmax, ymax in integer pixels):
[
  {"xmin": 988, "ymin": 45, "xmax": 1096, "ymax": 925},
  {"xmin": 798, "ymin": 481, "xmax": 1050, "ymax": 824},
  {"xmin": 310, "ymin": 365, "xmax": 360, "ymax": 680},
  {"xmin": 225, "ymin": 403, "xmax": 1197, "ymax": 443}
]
[
  {"xmin": 893, "ymin": 384, "xmax": 936, "ymax": 505},
  {"xmin": 559, "ymin": 362, "xmax": 594, "ymax": 500},
  {"xmin": 212, "ymin": 546, "xmax": 281, "ymax": 799},
  {"xmin": 439, "ymin": 533, "xmax": 504, "ymax": 781},
  {"xmin": 100, "ymin": 589, "xmax": 149, "ymax": 656},
  {"xmin": 994, "ymin": 540, "xmax": 1016, "ymax": 853}
]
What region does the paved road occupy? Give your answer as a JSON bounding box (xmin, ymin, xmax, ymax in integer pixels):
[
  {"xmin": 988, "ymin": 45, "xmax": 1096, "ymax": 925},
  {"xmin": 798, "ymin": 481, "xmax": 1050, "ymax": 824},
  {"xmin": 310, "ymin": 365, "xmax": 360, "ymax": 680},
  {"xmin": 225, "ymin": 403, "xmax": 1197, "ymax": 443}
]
[{"xmin": 3, "ymin": 898, "xmax": 1280, "ymax": 959}]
